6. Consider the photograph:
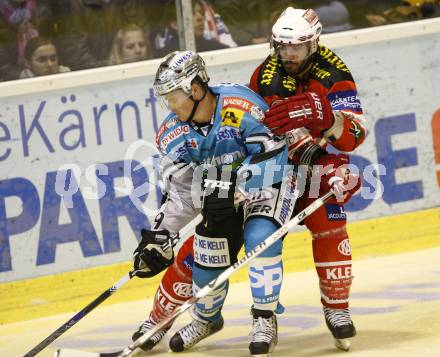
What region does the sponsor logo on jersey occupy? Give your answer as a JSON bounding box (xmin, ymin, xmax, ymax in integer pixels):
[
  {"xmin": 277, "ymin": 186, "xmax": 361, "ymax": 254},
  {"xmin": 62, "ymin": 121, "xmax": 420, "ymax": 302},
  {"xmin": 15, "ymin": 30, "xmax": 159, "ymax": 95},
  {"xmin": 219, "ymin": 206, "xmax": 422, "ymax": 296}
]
[
  {"xmin": 160, "ymin": 125, "xmax": 190, "ymax": 151},
  {"xmin": 222, "ymin": 97, "xmax": 266, "ymax": 122},
  {"xmin": 250, "ymin": 105, "xmax": 265, "ymax": 121},
  {"xmin": 156, "ymin": 117, "xmax": 180, "ymax": 146},
  {"xmin": 204, "ymin": 178, "xmax": 232, "ymax": 190},
  {"xmin": 311, "ymin": 62, "xmax": 331, "ymax": 80},
  {"xmin": 349, "ymin": 120, "xmax": 364, "ymax": 142},
  {"xmin": 326, "ymin": 204, "xmax": 346, "ymax": 221},
  {"xmin": 216, "ymin": 127, "xmax": 241, "ymax": 143},
  {"xmin": 260, "ymin": 56, "xmax": 298, "ymax": 93},
  {"xmin": 205, "ymin": 149, "xmax": 244, "ymax": 166},
  {"xmin": 222, "ymin": 97, "xmax": 253, "ymax": 111},
  {"xmin": 221, "ymin": 108, "xmax": 244, "ymax": 128},
  {"xmin": 261, "ymin": 56, "xmax": 278, "ymax": 86},
  {"xmin": 319, "ymin": 47, "xmax": 350, "ymax": 73},
  {"xmin": 182, "ymin": 254, "xmax": 194, "ymax": 271},
  {"xmin": 166, "ymin": 117, "xmax": 179, "ymax": 128},
  {"xmin": 328, "ymin": 90, "xmax": 362, "ymax": 112},
  {"xmin": 186, "ymin": 138, "xmax": 198, "ymax": 149},
  {"xmin": 194, "ymin": 236, "xmax": 230, "ymax": 268},
  {"xmin": 338, "ymin": 238, "xmax": 351, "ymax": 256},
  {"xmin": 173, "ymin": 282, "xmax": 193, "ymax": 298},
  {"xmin": 170, "ymin": 144, "xmax": 188, "ymax": 158},
  {"xmin": 156, "ymin": 124, "xmax": 167, "ymax": 146}
]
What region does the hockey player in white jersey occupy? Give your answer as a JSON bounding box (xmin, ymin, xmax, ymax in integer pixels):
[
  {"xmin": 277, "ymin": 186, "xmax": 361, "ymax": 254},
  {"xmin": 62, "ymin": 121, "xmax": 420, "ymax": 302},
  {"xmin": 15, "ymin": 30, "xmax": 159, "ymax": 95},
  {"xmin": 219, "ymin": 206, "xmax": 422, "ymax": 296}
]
[{"xmin": 132, "ymin": 50, "xmax": 292, "ymax": 356}]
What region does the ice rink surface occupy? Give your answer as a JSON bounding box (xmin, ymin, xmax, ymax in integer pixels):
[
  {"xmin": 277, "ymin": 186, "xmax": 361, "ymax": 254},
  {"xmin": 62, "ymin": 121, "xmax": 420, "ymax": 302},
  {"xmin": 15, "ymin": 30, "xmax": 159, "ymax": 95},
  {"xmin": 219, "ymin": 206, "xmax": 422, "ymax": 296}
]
[{"xmin": 2, "ymin": 247, "xmax": 440, "ymax": 357}]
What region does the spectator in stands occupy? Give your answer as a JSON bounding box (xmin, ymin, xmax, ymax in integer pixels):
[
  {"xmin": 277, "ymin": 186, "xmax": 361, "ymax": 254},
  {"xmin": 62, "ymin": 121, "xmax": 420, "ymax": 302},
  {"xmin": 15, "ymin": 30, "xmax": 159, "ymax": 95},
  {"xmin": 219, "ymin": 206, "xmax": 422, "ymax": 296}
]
[
  {"xmin": 315, "ymin": 1, "xmax": 353, "ymax": 33},
  {"xmin": 363, "ymin": 0, "xmax": 440, "ymax": 26},
  {"xmin": 54, "ymin": 0, "xmax": 121, "ymax": 71},
  {"xmin": 108, "ymin": 24, "xmax": 150, "ymax": 65},
  {"xmin": 213, "ymin": 0, "xmax": 296, "ymax": 46},
  {"xmin": 20, "ymin": 35, "xmax": 70, "ymax": 78},
  {"xmin": 0, "ymin": 0, "xmax": 53, "ymax": 81},
  {"xmin": 153, "ymin": 0, "xmax": 235, "ymax": 57},
  {"xmin": 198, "ymin": 0, "xmax": 237, "ymax": 47}
]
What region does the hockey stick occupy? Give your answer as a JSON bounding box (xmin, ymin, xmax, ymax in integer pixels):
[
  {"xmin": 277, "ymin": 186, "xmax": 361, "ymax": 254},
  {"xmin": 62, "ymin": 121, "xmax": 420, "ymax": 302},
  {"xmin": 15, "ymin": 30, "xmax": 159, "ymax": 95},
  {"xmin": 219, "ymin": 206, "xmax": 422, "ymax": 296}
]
[
  {"xmin": 24, "ymin": 214, "xmax": 202, "ymax": 357},
  {"xmin": 111, "ymin": 190, "xmax": 334, "ymax": 357},
  {"xmin": 23, "ymin": 271, "xmax": 135, "ymax": 357}
]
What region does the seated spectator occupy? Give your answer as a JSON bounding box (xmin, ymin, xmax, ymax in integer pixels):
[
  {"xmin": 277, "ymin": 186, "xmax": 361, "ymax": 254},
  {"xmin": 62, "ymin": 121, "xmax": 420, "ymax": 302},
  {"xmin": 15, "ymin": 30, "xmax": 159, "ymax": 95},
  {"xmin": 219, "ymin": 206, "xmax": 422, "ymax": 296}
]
[
  {"xmin": 0, "ymin": 0, "xmax": 53, "ymax": 81},
  {"xmin": 153, "ymin": 0, "xmax": 235, "ymax": 57},
  {"xmin": 315, "ymin": 1, "xmax": 353, "ymax": 33},
  {"xmin": 198, "ymin": 0, "xmax": 236, "ymax": 47},
  {"xmin": 20, "ymin": 35, "xmax": 70, "ymax": 78},
  {"xmin": 54, "ymin": 0, "xmax": 121, "ymax": 71},
  {"xmin": 212, "ymin": 0, "xmax": 296, "ymax": 46},
  {"xmin": 365, "ymin": 0, "xmax": 440, "ymax": 26},
  {"xmin": 108, "ymin": 24, "xmax": 150, "ymax": 65}
]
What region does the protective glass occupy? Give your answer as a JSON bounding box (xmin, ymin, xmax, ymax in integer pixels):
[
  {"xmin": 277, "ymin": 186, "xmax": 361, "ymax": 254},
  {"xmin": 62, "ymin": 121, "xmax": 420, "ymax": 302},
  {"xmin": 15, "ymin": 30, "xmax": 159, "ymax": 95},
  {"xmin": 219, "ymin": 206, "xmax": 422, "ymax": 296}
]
[
  {"xmin": 158, "ymin": 89, "xmax": 192, "ymax": 112},
  {"xmin": 276, "ymin": 42, "xmax": 311, "ymax": 63}
]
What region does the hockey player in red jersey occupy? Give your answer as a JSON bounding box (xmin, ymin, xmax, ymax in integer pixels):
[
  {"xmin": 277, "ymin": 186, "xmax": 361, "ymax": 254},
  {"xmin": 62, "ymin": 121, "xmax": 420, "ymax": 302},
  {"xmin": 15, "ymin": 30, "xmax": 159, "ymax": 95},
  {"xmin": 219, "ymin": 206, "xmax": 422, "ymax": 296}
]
[
  {"xmin": 130, "ymin": 8, "xmax": 363, "ymax": 355},
  {"xmin": 249, "ymin": 6, "xmax": 366, "ymax": 351}
]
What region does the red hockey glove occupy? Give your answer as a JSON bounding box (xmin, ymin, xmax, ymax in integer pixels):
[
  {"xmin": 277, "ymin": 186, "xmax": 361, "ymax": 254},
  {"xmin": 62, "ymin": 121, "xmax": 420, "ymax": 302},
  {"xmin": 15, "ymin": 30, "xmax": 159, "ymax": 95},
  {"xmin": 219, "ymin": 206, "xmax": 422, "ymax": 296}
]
[
  {"xmin": 264, "ymin": 92, "xmax": 334, "ymax": 136},
  {"xmin": 313, "ymin": 154, "xmax": 361, "ymax": 204}
]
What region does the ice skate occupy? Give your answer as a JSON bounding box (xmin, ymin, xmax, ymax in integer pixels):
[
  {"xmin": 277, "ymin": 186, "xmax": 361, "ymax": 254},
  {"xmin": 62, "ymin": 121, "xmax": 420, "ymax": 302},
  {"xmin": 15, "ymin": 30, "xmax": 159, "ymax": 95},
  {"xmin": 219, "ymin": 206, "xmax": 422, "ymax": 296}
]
[
  {"xmin": 131, "ymin": 316, "xmax": 170, "ymax": 351},
  {"xmin": 169, "ymin": 313, "xmax": 224, "ymax": 352},
  {"xmin": 323, "ymin": 307, "xmax": 356, "ymax": 351},
  {"xmin": 249, "ymin": 308, "xmax": 278, "ymax": 357}
]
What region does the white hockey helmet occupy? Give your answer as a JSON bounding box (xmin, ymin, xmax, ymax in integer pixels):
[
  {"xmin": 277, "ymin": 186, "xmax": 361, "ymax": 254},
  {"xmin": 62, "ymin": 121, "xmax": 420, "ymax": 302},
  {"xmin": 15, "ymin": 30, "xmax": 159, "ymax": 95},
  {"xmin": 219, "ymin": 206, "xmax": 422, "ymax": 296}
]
[
  {"xmin": 270, "ymin": 7, "xmax": 322, "ymax": 64},
  {"xmin": 153, "ymin": 50, "xmax": 210, "ymax": 97}
]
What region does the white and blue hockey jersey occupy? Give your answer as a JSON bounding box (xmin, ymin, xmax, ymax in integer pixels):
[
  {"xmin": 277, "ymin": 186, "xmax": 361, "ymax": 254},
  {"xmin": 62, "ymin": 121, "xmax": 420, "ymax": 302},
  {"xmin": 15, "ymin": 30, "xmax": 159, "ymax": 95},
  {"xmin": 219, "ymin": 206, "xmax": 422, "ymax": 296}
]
[
  {"xmin": 156, "ymin": 84, "xmax": 288, "ymax": 190},
  {"xmin": 153, "ymin": 84, "xmax": 289, "ymax": 233}
]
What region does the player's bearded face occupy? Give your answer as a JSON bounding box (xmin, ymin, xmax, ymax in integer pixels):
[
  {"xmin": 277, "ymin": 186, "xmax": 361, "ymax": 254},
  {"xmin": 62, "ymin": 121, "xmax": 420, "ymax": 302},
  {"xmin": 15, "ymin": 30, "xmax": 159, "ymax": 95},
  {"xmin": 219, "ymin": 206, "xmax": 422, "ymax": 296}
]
[
  {"xmin": 277, "ymin": 42, "xmax": 311, "ymax": 75},
  {"xmin": 162, "ymin": 89, "xmax": 193, "ymax": 121}
]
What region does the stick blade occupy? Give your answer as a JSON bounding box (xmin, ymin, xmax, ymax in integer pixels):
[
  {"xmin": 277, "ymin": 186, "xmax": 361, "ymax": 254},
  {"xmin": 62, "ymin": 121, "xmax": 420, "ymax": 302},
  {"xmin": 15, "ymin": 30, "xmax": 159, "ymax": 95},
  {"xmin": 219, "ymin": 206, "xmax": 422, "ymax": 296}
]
[{"xmin": 55, "ymin": 348, "xmax": 102, "ymax": 357}]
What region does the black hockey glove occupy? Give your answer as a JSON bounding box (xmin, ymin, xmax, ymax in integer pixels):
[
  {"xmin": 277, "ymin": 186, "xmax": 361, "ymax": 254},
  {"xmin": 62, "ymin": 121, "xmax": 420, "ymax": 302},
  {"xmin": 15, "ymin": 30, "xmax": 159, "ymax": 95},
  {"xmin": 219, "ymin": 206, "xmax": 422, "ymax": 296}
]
[
  {"xmin": 202, "ymin": 170, "xmax": 237, "ymax": 228},
  {"xmin": 133, "ymin": 229, "xmax": 175, "ymax": 278}
]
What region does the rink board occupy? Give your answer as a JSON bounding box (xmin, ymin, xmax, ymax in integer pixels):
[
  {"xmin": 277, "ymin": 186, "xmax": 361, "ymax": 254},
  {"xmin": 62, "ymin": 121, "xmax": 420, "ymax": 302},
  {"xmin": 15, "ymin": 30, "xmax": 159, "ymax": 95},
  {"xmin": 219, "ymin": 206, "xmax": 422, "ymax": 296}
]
[
  {"xmin": 1, "ymin": 18, "xmax": 440, "ymax": 283},
  {"xmin": 1, "ymin": 246, "xmax": 440, "ymax": 356},
  {"xmin": 1, "ymin": 205, "xmax": 440, "ymax": 326}
]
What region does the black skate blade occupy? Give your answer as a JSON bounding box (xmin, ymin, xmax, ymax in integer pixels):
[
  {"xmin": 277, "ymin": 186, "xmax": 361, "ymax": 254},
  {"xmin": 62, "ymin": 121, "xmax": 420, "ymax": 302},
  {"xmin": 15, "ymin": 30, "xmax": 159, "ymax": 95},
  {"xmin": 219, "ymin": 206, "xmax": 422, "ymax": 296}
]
[{"xmin": 99, "ymin": 351, "xmax": 124, "ymax": 357}]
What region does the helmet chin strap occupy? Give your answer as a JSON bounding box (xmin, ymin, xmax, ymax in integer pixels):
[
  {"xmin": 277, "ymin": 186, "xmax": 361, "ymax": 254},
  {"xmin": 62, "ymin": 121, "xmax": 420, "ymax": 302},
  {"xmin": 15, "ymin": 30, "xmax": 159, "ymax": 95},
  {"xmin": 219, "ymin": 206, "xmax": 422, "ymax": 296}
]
[{"xmin": 187, "ymin": 85, "xmax": 209, "ymax": 122}]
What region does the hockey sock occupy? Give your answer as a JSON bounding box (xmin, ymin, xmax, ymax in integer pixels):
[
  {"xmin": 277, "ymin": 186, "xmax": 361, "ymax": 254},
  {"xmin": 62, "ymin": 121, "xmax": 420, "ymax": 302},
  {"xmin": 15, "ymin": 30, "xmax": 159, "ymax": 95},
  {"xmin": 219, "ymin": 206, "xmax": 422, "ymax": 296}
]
[
  {"xmin": 150, "ymin": 236, "xmax": 194, "ymax": 322},
  {"xmin": 245, "ymin": 218, "xmax": 283, "ymax": 311},
  {"xmin": 193, "ymin": 265, "xmax": 229, "ymax": 321},
  {"xmin": 312, "ymin": 227, "xmax": 353, "ymax": 309}
]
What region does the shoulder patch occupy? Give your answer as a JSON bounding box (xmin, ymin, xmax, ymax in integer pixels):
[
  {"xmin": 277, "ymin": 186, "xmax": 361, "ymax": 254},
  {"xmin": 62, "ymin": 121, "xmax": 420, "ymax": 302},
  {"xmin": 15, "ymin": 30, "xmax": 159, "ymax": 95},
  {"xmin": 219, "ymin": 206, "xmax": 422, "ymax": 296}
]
[
  {"xmin": 222, "ymin": 96, "xmax": 253, "ymax": 112},
  {"xmin": 222, "ymin": 96, "xmax": 265, "ymax": 122},
  {"xmin": 327, "ymin": 90, "xmax": 362, "ymax": 113},
  {"xmin": 160, "ymin": 124, "xmax": 190, "ymax": 152},
  {"xmin": 156, "ymin": 117, "xmax": 179, "ymax": 146},
  {"xmin": 221, "ymin": 107, "xmax": 244, "ymax": 128}
]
